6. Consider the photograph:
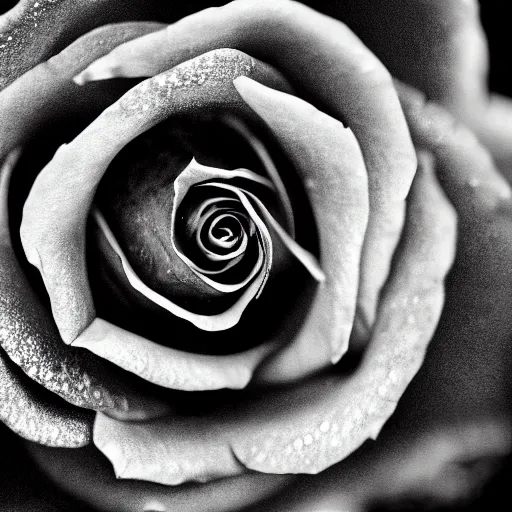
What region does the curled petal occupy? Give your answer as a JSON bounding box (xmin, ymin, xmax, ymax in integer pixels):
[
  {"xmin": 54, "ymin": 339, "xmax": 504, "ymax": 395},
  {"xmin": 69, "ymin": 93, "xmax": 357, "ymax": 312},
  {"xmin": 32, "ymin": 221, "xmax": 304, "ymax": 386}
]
[
  {"xmin": 224, "ymin": 116, "xmax": 296, "ymax": 236},
  {"xmin": 0, "ymin": 348, "xmax": 91, "ymax": 448},
  {"xmin": 91, "ymin": 142, "xmax": 455, "ymax": 484},
  {"xmin": 19, "ymin": 48, "xmax": 291, "ymax": 343},
  {"xmin": 93, "ymin": 208, "xmax": 268, "ymax": 332},
  {"xmin": 233, "ymin": 77, "xmax": 368, "ymax": 383},
  {"xmin": 171, "ymin": 158, "xmax": 273, "ymax": 297},
  {"xmin": 0, "ymin": 150, "xmax": 169, "ymax": 420},
  {"xmin": 75, "ymin": 0, "xmax": 417, "ymax": 342},
  {"xmin": 240, "ymin": 191, "xmax": 326, "ymax": 283},
  {"xmin": 73, "ymin": 318, "xmax": 274, "ymax": 391}
]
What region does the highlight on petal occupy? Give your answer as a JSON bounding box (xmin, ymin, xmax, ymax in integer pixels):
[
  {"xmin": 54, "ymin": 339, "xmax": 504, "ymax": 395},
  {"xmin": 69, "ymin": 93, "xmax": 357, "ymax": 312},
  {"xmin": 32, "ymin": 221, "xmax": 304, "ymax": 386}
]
[
  {"xmin": 91, "ymin": 143, "xmax": 455, "ymax": 485},
  {"xmin": 19, "ymin": 48, "xmax": 291, "ymax": 344},
  {"xmin": 74, "ymin": 0, "xmax": 417, "ymax": 343},
  {"xmin": 0, "ymin": 150, "xmax": 169, "ymax": 421},
  {"xmin": 73, "ymin": 318, "xmax": 274, "ymax": 392},
  {"xmin": 233, "ymin": 77, "xmax": 369, "ymax": 383}
]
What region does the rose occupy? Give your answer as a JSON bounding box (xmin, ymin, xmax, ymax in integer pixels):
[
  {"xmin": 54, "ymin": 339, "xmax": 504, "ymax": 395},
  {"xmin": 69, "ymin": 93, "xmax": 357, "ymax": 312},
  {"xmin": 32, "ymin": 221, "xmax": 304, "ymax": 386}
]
[
  {"xmin": 1, "ymin": 1, "xmax": 511, "ymax": 511},
  {"xmin": 1, "ymin": 2, "xmax": 508, "ymax": 510}
]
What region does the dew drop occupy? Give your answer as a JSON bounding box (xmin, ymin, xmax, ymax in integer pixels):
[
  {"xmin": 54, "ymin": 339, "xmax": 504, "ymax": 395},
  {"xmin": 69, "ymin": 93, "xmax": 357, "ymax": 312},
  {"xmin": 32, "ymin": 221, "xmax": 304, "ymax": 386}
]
[{"xmin": 293, "ymin": 438, "xmax": 303, "ymax": 451}]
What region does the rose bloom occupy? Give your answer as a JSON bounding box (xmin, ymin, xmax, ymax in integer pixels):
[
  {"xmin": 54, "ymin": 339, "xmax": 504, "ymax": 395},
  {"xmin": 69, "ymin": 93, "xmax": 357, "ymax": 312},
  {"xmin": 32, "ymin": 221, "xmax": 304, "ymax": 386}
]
[{"xmin": 0, "ymin": 1, "xmax": 511, "ymax": 511}]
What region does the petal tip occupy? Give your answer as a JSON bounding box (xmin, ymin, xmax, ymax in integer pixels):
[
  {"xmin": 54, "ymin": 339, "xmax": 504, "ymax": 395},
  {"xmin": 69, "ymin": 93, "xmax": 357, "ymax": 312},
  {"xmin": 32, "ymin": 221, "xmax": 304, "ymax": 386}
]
[
  {"xmin": 72, "ymin": 58, "xmax": 114, "ymax": 85},
  {"xmin": 72, "ymin": 73, "xmax": 86, "ymax": 86}
]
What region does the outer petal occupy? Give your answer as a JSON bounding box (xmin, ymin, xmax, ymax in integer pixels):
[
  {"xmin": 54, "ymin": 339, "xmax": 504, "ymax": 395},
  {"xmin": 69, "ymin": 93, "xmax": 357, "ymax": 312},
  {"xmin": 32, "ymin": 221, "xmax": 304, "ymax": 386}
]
[
  {"xmin": 397, "ymin": 83, "xmax": 512, "ymax": 425},
  {"xmin": 0, "ymin": 21, "xmax": 165, "ymax": 158},
  {"xmin": 247, "ymin": 419, "xmax": 511, "ymax": 511},
  {"xmin": 0, "ymin": 347, "xmax": 91, "ymax": 448},
  {"xmin": 256, "ymin": 89, "xmax": 512, "ymax": 511},
  {"xmin": 310, "ymin": 0, "xmax": 512, "ymax": 172},
  {"xmin": 26, "ymin": 438, "xmax": 294, "ymax": 512},
  {"xmin": 0, "ymin": 150, "xmax": 169, "ymax": 420},
  {"xmin": 0, "ymin": 0, "xmax": 201, "ymax": 89}
]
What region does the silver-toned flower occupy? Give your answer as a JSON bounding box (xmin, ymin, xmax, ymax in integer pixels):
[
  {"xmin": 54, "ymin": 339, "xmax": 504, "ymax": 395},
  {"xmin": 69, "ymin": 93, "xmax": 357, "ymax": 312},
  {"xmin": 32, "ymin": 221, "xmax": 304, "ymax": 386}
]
[{"xmin": 1, "ymin": 1, "xmax": 511, "ymax": 511}]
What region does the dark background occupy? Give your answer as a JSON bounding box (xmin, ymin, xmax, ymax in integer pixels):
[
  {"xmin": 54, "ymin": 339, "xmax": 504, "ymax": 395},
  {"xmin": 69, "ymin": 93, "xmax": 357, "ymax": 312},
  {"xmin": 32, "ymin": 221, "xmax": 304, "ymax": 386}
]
[
  {"xmin": 0, "ymin": 1, "xmax": 511, "ymax": 511},
  {"xmin": 480, "ymin": 0, "xmax": 511, "ymax": 96}
]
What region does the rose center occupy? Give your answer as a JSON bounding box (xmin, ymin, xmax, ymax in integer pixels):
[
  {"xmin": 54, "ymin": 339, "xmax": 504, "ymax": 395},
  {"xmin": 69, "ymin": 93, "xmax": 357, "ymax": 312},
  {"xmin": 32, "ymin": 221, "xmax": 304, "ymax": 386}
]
[{"xmin": 205, "ymin": 214, "xmax": 247, "ymax": 251}]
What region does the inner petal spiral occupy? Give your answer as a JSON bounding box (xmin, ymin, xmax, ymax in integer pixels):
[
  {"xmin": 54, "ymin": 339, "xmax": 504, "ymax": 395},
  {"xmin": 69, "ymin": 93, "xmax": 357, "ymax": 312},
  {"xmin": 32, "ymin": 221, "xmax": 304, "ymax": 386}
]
[{"xmin": 96, "ymin": 157, "xmax": 323, "ymax": 333}]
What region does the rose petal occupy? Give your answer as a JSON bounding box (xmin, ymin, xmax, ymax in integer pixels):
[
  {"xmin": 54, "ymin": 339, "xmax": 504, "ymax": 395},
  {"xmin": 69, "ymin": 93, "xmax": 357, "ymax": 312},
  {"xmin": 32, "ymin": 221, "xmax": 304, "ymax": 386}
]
[
  {"xmin": 0, "ymin": 348, "xmax": 91, "ymax": 448},
  {"xmin": 0, "ymin": 150, "xmax": 169, "ymax": 420},
  {"xmin": 0, "ymin": 0, "xmax": 173, "ymax": 89},
  {"xmin": 0, "ymin": 21, "xmax": 166, "ymax": 158},
  {"xmin": 90, "ymin": 134, "xmax": 454, "ymax": 484},
  {"xmin": 92, "ymin": 207, "xmax": 268, "ymax": 332},
  {"xmin": 74, "ymin": 0, "xmax": 417, "ymax": 343},
  {"xmin": 19, "ymin": 48, "xmax": 291, "ymax": 343},
  {"xmin": 26, "ymin": 440, "xmax": 293, "ymax": 512},
  {"xmin": 223, "ymin": 116, "xmax": 296, "ymax": 236},
  {"xmin": 396, "ymin": 83, "xmax": 512, "ymax": 425},
  {"xmin": 73, "ymin": 318, "xmax": 275, "ymax": 391},
  {"xmin": 233, "ymin": 77, "xmax": 368, "ymax": 382},
  {"xmin": 171, "ymin": 158, "xmax": 272, "ymax": 295}
]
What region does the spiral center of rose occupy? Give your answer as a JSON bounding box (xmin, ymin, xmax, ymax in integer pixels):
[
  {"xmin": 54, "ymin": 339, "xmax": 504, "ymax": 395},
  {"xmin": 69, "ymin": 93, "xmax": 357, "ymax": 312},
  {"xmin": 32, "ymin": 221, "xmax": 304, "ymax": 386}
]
[{"xmin": 184, "ymin": 196, "xmax": 256, "ymax": 272}]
